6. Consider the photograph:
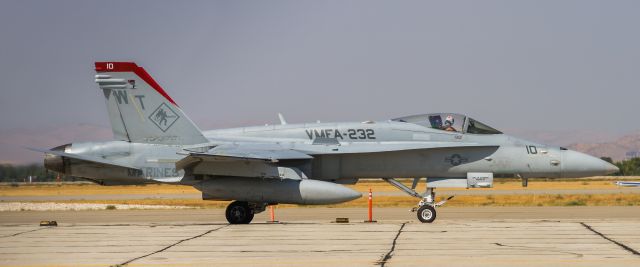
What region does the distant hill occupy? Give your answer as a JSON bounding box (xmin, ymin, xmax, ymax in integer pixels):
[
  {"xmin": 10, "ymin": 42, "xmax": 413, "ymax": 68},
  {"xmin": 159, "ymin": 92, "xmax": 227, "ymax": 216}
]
[
  {"xmin": 568, "ymin": 132, "xmax": 640, "ymax": 162},
  {"xmin": 503, "ymin": 128, "xmax": 620, "ymax": 148},
  {"xmin": 503, "ymin": 129, "xmax": 640, "ymax": 161}
]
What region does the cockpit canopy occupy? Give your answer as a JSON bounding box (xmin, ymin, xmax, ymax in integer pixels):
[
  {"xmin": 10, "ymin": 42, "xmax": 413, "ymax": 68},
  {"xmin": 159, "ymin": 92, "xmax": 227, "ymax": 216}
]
[{"xmin": 391, "ymin": 113, "xmax": 502, "ymax": 134}]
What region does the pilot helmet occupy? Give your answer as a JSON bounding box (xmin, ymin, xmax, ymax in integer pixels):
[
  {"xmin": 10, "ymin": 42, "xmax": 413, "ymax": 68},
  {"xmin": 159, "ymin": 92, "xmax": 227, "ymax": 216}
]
[{"xmin": 444, "ymin": 115, "xmax": 454, "ymax": 126}]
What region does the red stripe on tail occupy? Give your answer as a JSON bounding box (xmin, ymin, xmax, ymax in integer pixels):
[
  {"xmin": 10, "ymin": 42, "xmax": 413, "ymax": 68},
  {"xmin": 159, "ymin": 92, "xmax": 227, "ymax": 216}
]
[{"xmin": 95, "ymin": 62, "xmax": 178, "ymax": 107}]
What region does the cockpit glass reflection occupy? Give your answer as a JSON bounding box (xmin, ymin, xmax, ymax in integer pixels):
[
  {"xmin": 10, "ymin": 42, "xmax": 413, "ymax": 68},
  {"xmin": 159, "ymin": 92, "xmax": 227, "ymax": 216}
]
[{"xmin": 392, "ymin": 113, "xmax": 502, "ymax": 134}]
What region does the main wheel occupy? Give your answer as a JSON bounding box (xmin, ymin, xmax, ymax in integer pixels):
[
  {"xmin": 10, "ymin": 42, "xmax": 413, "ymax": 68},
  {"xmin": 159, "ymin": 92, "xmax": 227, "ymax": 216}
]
[
  {"xmin": 225, "ymin": 201, "xmax": 254, "ymax": 224},
  {"xmin": 417, "ymin": 205, "xmax": 436, "ymax": 223}
]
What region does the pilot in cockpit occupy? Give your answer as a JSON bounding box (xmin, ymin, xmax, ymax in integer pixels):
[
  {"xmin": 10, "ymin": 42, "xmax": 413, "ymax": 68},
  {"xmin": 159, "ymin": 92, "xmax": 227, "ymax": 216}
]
[{"xmin": 442, "ymin": 115, "xmax": 456, "ymax": 132}]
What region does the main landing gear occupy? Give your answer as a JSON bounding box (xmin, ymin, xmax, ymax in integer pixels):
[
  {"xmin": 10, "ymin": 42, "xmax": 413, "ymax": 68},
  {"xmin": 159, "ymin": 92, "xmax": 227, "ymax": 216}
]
[
  {"xmin": 383, "ymin": 178, "xmax": 454, "ymax": 223},
  {"xmin": 225, "ymin": 201, "xmax": 267, "ymax": 224}
]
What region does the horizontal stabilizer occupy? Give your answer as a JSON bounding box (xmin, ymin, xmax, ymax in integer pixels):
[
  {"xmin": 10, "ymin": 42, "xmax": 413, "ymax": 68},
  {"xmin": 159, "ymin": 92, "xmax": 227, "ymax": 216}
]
[{"xmin": 28, "ymin": 147, "xmax": 141, "ymax": 171}]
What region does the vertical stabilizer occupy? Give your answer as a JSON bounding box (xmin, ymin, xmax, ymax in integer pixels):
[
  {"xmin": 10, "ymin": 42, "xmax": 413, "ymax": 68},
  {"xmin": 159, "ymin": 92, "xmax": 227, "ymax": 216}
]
[{"xmin": 95, "ymin": 62, "xmax": 208, "ymax": 145}]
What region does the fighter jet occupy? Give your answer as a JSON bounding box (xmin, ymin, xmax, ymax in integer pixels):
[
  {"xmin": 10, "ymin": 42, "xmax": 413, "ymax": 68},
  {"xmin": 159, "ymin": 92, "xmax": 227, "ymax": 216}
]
[{"xmin": 35, "ymin": 62, "xmax": 619, "ymax": 224}]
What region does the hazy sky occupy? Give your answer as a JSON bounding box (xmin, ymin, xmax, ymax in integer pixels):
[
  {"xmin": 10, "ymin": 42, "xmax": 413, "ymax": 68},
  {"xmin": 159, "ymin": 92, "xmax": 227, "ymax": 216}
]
[{"xmin": 1, "ymin": 0, "xmax": 639, "ymax": 136}]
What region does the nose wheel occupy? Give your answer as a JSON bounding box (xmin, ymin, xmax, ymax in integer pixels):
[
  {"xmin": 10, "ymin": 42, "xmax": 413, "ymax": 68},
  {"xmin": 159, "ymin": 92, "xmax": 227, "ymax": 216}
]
[
  {"xmin": 417, "ymin": 205, "xmax": 436, "ymax": 223},
  {"xmin": 413, "ymin": 187, "xmax": 439, "ymax": 223},
  {"xmin": 384, "ymin": 178, "xmax": 453, "ymax": 223}
]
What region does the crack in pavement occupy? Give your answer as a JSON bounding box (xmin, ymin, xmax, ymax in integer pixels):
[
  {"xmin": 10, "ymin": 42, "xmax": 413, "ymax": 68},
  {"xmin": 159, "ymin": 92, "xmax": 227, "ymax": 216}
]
[
  {"xmin": 377, "ymin": 222, "xmax": 406, "ymax": 267},
  {"xmin": 113, "ymin": 225, "xmax": 229, "ymax": 266},
  {"xmin": 493, "ymin": 242, "xmax": 583, "ymax": 258},
  {"xmin": 0, "ymin": 227, "xmax": 48, "ymax": 238},
  {"xmin": 580, "ymin": 222, "xmax": 640, "ymax": 256}
]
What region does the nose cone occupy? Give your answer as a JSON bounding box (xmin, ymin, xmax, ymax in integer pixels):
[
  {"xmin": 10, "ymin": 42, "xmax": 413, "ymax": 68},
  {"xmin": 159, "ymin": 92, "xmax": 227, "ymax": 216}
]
[
  {"xmin": 562, "ymin": 150, "xmax": 619, "ymax": 177},
  {"xmin": 605, "ymin": 162, "xmax": 620, "ymax": 174}
]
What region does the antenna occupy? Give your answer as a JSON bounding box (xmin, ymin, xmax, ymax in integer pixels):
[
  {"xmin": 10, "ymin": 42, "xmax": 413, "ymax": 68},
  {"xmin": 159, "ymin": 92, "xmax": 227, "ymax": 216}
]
[{"xmin": 278, "ymin": 113, "xmax": 287, "ymax": 125}]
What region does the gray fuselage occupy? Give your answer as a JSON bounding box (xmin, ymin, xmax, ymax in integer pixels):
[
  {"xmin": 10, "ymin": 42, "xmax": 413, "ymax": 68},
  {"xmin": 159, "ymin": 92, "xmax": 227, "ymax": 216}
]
[{"xmin": 54, "ymin": 119, "xmax": 617, "ymax": 185}]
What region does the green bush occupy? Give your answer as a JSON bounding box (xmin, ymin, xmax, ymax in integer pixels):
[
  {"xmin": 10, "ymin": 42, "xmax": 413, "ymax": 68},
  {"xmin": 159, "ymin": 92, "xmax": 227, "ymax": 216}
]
[{"xmin": 615, "ymin": 157, "xmax": 640, "ymax": 176}]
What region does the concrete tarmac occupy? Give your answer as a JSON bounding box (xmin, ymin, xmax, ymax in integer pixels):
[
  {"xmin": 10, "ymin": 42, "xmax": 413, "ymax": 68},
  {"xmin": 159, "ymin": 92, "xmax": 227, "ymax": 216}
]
[{"xmin": 1, "ymin": 207, "xmax": 639, "ymax": 266}]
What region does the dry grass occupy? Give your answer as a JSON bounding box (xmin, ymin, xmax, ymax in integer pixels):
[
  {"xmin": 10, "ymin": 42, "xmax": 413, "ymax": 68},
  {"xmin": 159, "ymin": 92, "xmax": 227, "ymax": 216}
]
[
  {"xmin": 47, "ymin": 199, "xmax": 230, "ymax": 208},
  {"xmin": 0, "ymin": 183, "xmax": 198, "ymax": 196},
  {"xmin": 3, "ymin": 178, "xmax": 640, "ymax": 197},
  {"xmin": 350, "ymin": 178, "xmax": 640, "ymax": 191},
  {"xmin": 3, "ymin": 178, "xmax": 639, "ymax": 208},
  {"xmin": 427, "ymin": 193, "xmax": 640, "ymax": 207}
]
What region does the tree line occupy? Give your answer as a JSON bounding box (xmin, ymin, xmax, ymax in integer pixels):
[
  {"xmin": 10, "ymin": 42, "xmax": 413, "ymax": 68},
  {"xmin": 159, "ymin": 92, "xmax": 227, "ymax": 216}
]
[
  {"xmin": 0, "ymin": 164, "xmax": 75, "ymax": 182},
  {"xmin": 603, "ymin": 157, "xmax": 640, "ymax": 176}
]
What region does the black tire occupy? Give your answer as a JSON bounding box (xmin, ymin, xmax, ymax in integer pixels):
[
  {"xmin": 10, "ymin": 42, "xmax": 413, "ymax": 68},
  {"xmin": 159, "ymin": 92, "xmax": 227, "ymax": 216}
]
[
  {"xmin": 225, "ymin": 201, "xmax": 254, "ymax": 224},
  {"xmin": 417, "ymin": 205, "xmax": 436, "ymax": 223}
]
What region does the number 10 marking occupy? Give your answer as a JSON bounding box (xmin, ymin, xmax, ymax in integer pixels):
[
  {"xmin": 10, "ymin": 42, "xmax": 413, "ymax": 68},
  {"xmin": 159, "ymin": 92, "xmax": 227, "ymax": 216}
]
[{"xmin": 526, "ymin": 145, "xmax": 537, "ymax": 154}]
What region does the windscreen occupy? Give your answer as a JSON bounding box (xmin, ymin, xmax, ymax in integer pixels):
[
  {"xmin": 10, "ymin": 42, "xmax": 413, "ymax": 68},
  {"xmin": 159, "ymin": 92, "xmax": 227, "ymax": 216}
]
[
  {"xmin": 466, "ymin": 118, "xmax": 502, "ymax": 134},
  {"xmin": 392, "ymin": 113, "xmax": 465, "ymax": 133}
]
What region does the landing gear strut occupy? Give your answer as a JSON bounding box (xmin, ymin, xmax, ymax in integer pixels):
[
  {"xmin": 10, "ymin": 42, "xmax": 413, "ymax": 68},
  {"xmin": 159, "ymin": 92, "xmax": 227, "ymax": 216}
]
[
  {"xmin": 383, "ymin": 178, "xmax": 453, "ymax": 223},
  {"xmin": 225, "ymin": 201, "xmax": 268, "ymax": 224}
]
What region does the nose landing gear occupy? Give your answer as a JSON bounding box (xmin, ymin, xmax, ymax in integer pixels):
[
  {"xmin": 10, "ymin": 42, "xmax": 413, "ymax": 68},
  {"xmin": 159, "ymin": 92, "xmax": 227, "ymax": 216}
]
[
  {"xmin": 384, "ymin": 178, "xmax": 454, "ymax": 223},
  {"xmin": 417, "ymin": 205, "xmax": 436, "ymax": 223}
]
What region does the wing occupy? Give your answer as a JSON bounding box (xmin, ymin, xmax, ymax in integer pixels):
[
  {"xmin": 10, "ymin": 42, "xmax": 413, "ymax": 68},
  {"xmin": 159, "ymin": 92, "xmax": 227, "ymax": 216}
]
[
  {"xmin": 176, "ymin": 144, "xmax": 313, "ymax": 180},
  {"xmin": 180, "ymin": 144, "xmax": 312, "ymax": 163},
  {"xmin": 177, "ymin": 142, "xmax": 498, "ymax": 180}
]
